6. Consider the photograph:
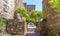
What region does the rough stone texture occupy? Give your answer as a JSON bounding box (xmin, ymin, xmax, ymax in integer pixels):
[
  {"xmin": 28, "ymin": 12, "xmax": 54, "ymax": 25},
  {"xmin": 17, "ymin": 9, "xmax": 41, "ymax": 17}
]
[
  {"xmin": 0, "ymin": 0, "xmax": 24, "ymax": 36},
  {"xmin": 24, "ymin": 3, "xmax": 35, "ymax": 13},
  {"xmin": 5, "ymin": 13, "xmax": 25, "ymax": 35},
  {"xmin": 33, "ymin": 19, "xmax": 47, "ymax": 36},
  {"xmin": 40, "ymin": 19, "xmax": 48, "ymax": 36},
  {"xmin": 57, "ymin": 13, "xmax": 60, "ymax": 35},
  {"xmin": 14, "ymin": 0, "xmax": 24, "ymax": 22},
  {"xmin": 0, "ymin": 0, "xmax": 15, "ymax": 19},
  {"xmin": 12, "ymin": 35, "xmax": 25, "ymax": 36},
  {"xmin": 57, "ymin": 13, "xmax": 60, "ymax": 29},
  {"xmin": 6, "ymin": 19, "xmax": 25, "ymax": 35},
  {"xmin": 33, "ymin": 22, "xmax": 40, "ymax": 36},
  {"xmin": 42, "ymin": 0, "xmax": 59, "ymax": 36},
  {"xmin": 15, "ymin": 0, "xmax": 24, "ymax": 9},
  {"xmin": 33, "ymin": 22, "xmax": 41, "ymax": 31},
  {"xmin": 0, "ymin": 0, "xmax": 24, "ymax": 19}
]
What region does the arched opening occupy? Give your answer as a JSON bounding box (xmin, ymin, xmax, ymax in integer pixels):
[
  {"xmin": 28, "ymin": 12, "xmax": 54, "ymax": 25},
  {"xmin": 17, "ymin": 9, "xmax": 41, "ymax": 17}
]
[
  {"xmin": 0, "ymin": 0, "xmax": 59, "ymax": 36},
  {"xmin": 22, "ymin": 0, "xmax": 59, "ymax": 36}
]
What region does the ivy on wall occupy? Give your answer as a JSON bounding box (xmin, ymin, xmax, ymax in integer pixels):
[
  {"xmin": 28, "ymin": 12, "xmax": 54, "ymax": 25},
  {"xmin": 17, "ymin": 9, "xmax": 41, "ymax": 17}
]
[{"xmin": 0, "ymin": 15, "xmax": 7, "ymax": 36}]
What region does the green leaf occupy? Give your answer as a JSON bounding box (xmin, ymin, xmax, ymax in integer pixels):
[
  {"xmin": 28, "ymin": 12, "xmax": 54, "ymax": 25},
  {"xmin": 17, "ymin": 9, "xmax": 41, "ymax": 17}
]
[{"xmin": 49, "ymin": 0, "xmax": 60, "ymax": 12}]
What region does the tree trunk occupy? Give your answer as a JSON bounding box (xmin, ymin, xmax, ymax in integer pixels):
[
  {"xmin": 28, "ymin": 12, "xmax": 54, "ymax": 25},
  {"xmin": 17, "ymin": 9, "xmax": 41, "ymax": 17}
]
[{"xmin": 42, "ymin": 0, "xmax": 59, "ymax": 36}]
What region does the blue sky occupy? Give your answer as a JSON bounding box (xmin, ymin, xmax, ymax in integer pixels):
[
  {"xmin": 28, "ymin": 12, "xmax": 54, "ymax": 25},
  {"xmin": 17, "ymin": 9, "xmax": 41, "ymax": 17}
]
[{"xmin": 23, "ymin": 0, "xmax": 42, "ymax": 11}]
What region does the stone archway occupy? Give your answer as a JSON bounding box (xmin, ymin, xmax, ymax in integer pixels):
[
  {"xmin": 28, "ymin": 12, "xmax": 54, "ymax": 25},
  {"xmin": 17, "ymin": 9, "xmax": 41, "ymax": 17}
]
[
  {"xmin": 0, "ymin": 0, "xmax": 59, "ymax": 36},
  {"xmin": 14, "ymin": 0, "xmax": 59, "ymax": 36}
]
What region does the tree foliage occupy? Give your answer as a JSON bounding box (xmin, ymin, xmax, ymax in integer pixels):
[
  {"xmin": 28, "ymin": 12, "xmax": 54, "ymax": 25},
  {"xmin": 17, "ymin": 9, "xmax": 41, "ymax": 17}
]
[
  {"xmin": 29, "ymin": 10, "xmax": 42, "ymax": 22},
  {"xmin": 15, "ymin": 7, "xmax": 42, "ymax": 22},
  {"xmin": 15, "ymin": 7, "xmax": 29, "ymax": 22},
  {"xmin": 49, "ymin": 0, "xmax": 60, "ymax": 12},
  {"xmin": 15, "ymin": 7, "xmax": 27, "ymax": 14}
]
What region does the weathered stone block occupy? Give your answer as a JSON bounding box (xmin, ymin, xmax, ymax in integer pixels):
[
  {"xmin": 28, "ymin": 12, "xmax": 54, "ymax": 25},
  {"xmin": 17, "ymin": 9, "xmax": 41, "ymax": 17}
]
[{"xmin": 6, "ymin": 19, "xmax": 25, "ymax": 35}]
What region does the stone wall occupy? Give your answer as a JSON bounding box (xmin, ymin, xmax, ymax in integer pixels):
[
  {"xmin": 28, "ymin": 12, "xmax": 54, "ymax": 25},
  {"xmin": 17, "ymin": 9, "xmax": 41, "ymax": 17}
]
[
  {"xmin": 15, "ymin": 0, "xmax": 24, "ymax": 9},
  {"xmin": 0, "ymin": 0, "xmax": 15, "ymax": 19},
  {"xmin": 42, "ymin": 0, "xmax": 59, "ymax": 36},
  {"xmin": 6, "ymin": 19, "xmax": 25, "ymax": 35},
  {"xmin": 57, "ymin": 13, "xmax": 60, "ymax": 34},
  {"xmin": 0, "ymin": 0, "xmax": 24, "ymax": 19},
  {"xmin": 24, "ymin": 3, "xmax": 35, "ymax": 13}
]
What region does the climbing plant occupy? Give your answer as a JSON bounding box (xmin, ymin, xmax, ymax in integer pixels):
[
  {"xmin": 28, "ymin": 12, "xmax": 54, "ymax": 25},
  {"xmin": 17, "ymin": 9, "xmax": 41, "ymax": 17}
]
[
  {"xmin": 15, "ymin": 7, "xmax": 42, "ymax": 22},
  {"xmin": 0, "ymin": 15, "xmax": 7, "ymax": 36}
]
